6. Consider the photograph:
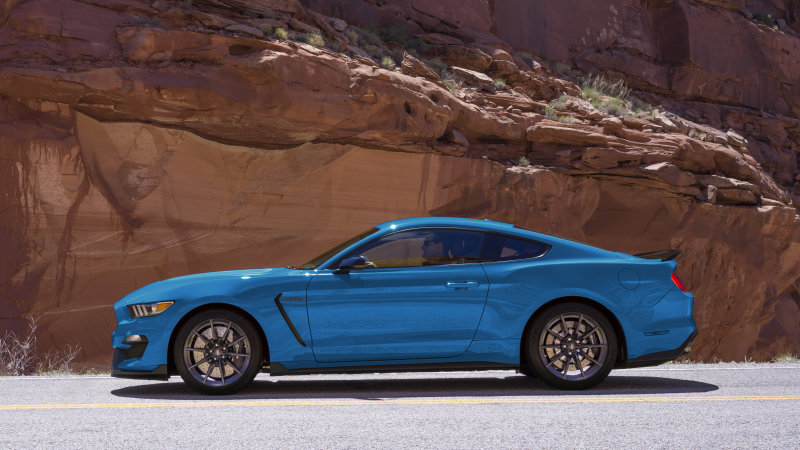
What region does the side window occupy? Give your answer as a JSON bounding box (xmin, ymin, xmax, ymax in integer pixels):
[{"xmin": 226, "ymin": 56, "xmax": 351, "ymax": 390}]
[
  {"xmin": 480, "ymin": 234, "xmax": 548, "ymax": 262},
  {"xmin": 339, "ymin": 228, "xmax": 485, "ymax": 268}
]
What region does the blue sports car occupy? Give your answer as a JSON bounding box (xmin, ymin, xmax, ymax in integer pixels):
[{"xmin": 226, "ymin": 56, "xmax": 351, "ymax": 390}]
[{"xmin": 111, "ymin": 217, "xmax": 696, "ymax": 394}]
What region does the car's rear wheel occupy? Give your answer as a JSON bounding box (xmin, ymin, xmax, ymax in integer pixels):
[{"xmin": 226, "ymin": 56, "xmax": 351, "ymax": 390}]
[
  {"xmin": 174, "ymin": 309, "xmax": 263, "ymax": 395},
  {"xmin": 525, "ymin": 302, "xmax": 617, "ymax": 389}
]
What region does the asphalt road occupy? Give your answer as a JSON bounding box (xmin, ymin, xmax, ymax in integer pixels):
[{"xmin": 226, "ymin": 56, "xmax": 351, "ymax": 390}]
[{"xmin": 1, "ymin": 363, "xmax": 799, "ymax": 448}]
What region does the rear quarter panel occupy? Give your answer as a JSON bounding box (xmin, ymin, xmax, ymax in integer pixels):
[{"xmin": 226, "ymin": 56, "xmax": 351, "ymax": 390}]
[{"xmin": 475, "ymin": 245, "xmax": 684, "ymax": 360}]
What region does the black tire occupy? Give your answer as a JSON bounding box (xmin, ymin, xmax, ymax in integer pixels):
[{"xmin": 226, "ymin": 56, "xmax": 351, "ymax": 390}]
[
  {"xmin": 173, "ymin": 309, "xmax": 264, "ymax": 395},
  {"xmin": 524, "ymin": 302, "xmax": 618, "ymax": 390},
  {"xmin": 518, "ymin": 364, "xmax": 536, "ymax": 377}
]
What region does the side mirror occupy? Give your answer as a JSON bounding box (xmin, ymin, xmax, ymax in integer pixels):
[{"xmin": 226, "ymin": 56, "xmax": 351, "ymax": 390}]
[{"xmin": 337, "ymin": 256, "xmax": 367, "ymax": 271}]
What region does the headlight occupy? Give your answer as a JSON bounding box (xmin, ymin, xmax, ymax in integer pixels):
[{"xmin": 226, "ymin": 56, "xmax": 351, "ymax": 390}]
[{"xmin": 128, "ymin": 301, "xmax": 174, "ymax": 318}]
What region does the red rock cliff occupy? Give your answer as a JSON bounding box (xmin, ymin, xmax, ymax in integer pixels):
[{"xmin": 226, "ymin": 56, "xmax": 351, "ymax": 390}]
[{"xmin": 0, "ymin": 0, "xmax": 798, "ymax": 368}]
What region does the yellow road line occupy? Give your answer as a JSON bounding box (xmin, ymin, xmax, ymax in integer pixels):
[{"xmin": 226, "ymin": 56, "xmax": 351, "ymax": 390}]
[{"xmin": 2, "ymin": 395, "xmax": 800, "ymax": 411}]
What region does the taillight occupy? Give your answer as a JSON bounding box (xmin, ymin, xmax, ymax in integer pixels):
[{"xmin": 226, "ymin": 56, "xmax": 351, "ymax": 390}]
[{"xmin": 671, "ymin": 273, "xmax": 688, "ymax": 292}]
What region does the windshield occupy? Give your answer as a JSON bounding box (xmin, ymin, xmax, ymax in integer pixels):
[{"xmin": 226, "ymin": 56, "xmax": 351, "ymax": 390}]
[{"xmin": 298, "ymin": 228, "xmax": 379, "ymax": 270}]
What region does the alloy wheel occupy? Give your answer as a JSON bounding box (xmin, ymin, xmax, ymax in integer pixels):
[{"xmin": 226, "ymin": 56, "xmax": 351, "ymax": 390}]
[
  {"xmin": 182, "ymin": 318, "xmax": 252, "ymax": 387},
  {"xmin": 537, "ymin": 312, "xmax": 609, "ymax": 381}
]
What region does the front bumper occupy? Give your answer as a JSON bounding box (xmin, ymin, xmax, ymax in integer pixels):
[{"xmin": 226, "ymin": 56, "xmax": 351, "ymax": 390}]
[
  {"xmin": 110, "ymin": 317, "xmax": 174, "ymax": 379},
  {"xmin": 111, "ymin": 348, "xmax": 170, "ymax": 380},
  {"xmin": 111, "ymin": 299, "xmax": 178, "ymax": 377}
]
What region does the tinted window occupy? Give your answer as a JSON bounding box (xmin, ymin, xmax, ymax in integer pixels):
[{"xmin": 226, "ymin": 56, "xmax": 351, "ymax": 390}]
[
  {"xmin": 339, "ymin": 228, "xmax": 485, "ymax": 268},
  {"xmin": 480, "ymin": 234, "xmax": 548, "ymax": 262},
  {"xmin": 299, "ymin": 228, "xmax": 379, "ymax": 269}
]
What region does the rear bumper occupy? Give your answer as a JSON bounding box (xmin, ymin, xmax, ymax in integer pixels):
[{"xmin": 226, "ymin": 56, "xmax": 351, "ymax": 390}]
[
  {"xmin": 622, "ymin": 330, "xmax": 698, "ymax": 368},
  {"xmin": 110, "ymin": 348, "xmax": 170, "ymax": 380}
]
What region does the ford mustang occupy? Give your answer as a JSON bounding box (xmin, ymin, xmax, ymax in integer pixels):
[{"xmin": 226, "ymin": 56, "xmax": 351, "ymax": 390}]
[{"xmin": 111, "ymin": 217, "xmax": 697, "ymax": 394}]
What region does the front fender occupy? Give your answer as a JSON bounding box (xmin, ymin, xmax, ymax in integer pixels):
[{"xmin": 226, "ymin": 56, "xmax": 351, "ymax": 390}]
[{"xmin": 112, "ymin": 268, "xmax": 317, "ymax": 373}]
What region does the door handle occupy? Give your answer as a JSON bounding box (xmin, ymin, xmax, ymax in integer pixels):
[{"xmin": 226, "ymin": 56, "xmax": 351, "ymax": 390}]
[{"xmin": 446, "ymin": 281, "xmax": 479, "ymax": 290}]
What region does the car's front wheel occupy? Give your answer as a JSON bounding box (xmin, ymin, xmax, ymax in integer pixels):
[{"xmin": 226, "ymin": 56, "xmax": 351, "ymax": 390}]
[
  {"xmin": 525, "ymin": 302, "xmax": 618, "ymax": 389},
  {"xmin": 173, "ymin": 309, "xmax": 264, "ymax": 395}
]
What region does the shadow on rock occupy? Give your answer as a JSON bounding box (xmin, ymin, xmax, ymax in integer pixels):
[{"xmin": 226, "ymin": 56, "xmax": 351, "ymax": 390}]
[{"xmin": 110, "ymin": 373, "xmax": 718, "ymax": 400}]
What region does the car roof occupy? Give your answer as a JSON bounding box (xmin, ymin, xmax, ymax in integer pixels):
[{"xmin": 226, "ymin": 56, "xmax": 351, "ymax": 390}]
[{"xmin": 376, "ymin": 217, "xmax": 516, "ymax": 233}]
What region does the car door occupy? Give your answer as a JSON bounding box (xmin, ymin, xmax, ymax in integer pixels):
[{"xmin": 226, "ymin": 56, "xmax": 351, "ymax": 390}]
[{"xmin": 306, "ymin": 228, "xmax": 489, "ymax": 363}]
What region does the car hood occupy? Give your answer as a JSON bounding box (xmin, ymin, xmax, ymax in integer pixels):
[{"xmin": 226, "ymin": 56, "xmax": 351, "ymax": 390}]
[{"xmin": 114, "ymin": 267, "xmax": 298, "ymax": 306}]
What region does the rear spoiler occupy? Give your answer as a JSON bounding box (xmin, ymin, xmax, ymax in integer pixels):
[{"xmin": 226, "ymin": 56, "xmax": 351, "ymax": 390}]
[{"xmin": 633, "ymin": 249, "xmax": 680, "ymax": 261}]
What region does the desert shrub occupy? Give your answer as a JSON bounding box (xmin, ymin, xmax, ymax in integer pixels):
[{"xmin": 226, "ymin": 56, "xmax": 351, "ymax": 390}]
[
  {"xmin": 630, "ymin": 96, "xmax": 655, "ymax": 117},
  {"xmin": 516, "ymin": 51, "xmax": 534, "ymax": 66},
  {"xmin": 518, "ymin": 156, "xmax": 530, "ymax": 167},
  {"xmin": 493, "ymin": 79, "xmax": 507, "ymax": 90},
  {"xmin": 344, "ymin": 28, "xmax": 360, "ymax": 45},
  {"xmin": 381, "ymin": 56, "xmax": 396, "ymax": 69},
  {"xmin": 0, "ymin": 317, "xmax": 81, "ymax": 376},
  {"xmin": 443, "ymin": 79, "xmax": 458, "ymax": 94},
  {"xmin": 556, "ymin": 115, "xmax": 575, "ymax": 124},
  {"xmin": 753, "ymin": 11, "xmax": 775, "ymax": 27},
  {"xmin": 544, "ymin": 105, "xmax": 557, "ymax": 120},
  {"xmin": 354, "ymin": 26, "xmax": 382, "ymax": 47},
  {"xmin": 605, "ymin": 97, "xmax": 628, "ymax": 116},
  {"xmin": 582, "ymin": 74, "xmax": 630, "ymax": 100},
  {"xmin": 0, "ymin": 320, "xmax": 35, "ymax": 375},
  {"xmin": 580, "ymin": 74, "xmax": 634, "ymax": 116},
  {"xmin": 549, "ymin": 93, "xmax": 569, "ymax": 111},
  {"xmin": 581, "ymin": 86, "xmax": 602, "ymax": 108},
  {"xmin": 771, "ymin": 351, "xmax": 799, "ymax": 362},
  {"xmin": 306, "ymin": 33, "xmax": 325, "ymax": 47},
  {"xmin": 424, "ymin": 58, "xmax": 447, "ymax": 77},
  {"xmin": 374, "ymin": 25, "xmax": 427, "ymax": 53},
  {"xmin": 274, "ymin": 27, "xmax": 288, "ymax": 39},
  {"xmin": 554, "ymin": 62, "xmax": 571, "ymax": 77},
  {"xmin": 376, "ymin": 25, "xmax": 408, "ymax": 45}
]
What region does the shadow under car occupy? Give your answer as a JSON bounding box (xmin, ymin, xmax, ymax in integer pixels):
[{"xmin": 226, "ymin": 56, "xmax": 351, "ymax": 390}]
[{"xmin": 110, "ymin": 372, "xmax": 719, "ymax": 401}]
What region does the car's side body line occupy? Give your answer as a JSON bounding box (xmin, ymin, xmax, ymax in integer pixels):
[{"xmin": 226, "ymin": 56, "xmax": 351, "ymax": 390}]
[
  {"xmin": 269, "ymin": 361, "xmax": 518, "ymax": 376},
  {"xmin": 273, "ymin": 293, "xmax": 307, "ymax": 347}
]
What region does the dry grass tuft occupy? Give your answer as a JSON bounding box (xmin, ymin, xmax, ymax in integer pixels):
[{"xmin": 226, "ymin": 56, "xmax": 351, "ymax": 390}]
[{"xmin": 0, "ymin": 317, "xmax": 81, "ymax": 376}]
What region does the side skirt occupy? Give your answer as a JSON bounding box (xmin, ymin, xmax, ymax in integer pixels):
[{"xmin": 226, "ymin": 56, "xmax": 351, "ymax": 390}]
[{"xmin": 268, "ymin": 361, "xmax": 519, "ymax": 376}]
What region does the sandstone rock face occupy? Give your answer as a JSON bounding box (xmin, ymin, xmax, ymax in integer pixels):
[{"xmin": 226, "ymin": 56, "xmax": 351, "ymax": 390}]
[
  {"xmin": 400, "ymin": 51, "xmax": 443, "ymax": 86},
  {"xmin": 1, "ymin": 0, "xmax": 799, "ymax": 368},
  {"xmin": 305, "ymin": 0, "xmax": 800, "ymax": 202},
  {"xmin": 451, "ymin": 66, "xmax": 495, "ymax": 92},
  {"xmin": 527, "ymin": 124, "xmax": 609, "ymax": 147},
  {"xmin": 430, "ymin": 45, "xmax": 492, "ymax": 72}
]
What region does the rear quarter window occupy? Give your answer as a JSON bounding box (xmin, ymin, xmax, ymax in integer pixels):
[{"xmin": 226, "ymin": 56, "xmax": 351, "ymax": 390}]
[{"xmin": 480, "ymin": 233, "xmax": 549, "ymax": 262}]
